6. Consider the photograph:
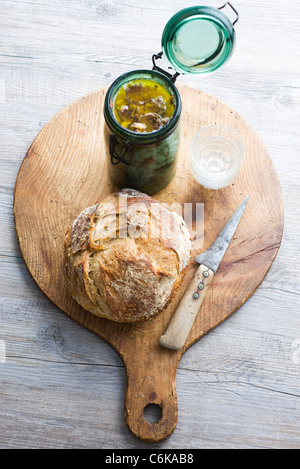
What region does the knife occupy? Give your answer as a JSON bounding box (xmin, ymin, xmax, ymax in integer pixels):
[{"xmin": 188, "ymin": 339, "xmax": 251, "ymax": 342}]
[{"xmin": 159, "ymin": 196, "xmax": 250, "ymax": 351}]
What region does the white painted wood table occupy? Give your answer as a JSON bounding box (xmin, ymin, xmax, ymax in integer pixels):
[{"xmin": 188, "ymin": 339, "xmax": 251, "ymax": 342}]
[{"xmin": 0, "ymin": 0, "xmax": 299, "ymax": 449}]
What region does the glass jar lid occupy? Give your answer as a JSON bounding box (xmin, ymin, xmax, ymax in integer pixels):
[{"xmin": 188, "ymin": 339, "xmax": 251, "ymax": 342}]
[{"xmin": 161, "ymin": 4, "xmax": 238, "ymax": 75}]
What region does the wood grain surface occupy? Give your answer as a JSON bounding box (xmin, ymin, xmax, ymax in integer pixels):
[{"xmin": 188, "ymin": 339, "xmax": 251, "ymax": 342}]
[
  {"xmin": 14, "ymin": 83, "xmax": 283, "ymax": 441},
  {"xmin": 1, "ymin": 0, "xmax": 299, "ymax": 449}
]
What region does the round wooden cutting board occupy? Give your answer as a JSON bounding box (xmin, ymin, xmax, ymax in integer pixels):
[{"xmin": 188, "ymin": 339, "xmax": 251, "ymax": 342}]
[{"xmin": 14, "ymin": 83, "xmax": 284, "ymax": 442}]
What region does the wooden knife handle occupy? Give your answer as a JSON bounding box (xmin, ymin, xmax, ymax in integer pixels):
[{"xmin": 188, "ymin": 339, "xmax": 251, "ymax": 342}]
[{"xmin": 159, "ymin": 264, "xmax": 214, "ymax": 351}]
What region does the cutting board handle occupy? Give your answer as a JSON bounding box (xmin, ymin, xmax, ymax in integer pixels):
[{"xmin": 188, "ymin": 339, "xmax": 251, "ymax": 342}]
[{"xmin": 123, "ymin": 349, "xmax": 179, "ymax": 442}]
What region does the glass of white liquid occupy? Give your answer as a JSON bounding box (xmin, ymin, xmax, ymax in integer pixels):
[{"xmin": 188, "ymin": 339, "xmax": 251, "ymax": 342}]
[{"xmin": 190, "ymin": 125, "xmax": 245, "ymax": 190}]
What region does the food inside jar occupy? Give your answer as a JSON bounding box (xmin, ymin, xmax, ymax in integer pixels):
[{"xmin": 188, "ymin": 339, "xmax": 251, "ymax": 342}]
[{"xmin": 112, "ymin": 78, "xmax": 176, "ymax": 133}]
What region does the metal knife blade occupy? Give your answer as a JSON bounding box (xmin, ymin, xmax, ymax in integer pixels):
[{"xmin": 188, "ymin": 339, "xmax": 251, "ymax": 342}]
[{"xmin": 194, "ymin": 195, "xmax": 250, "ymax": 273}]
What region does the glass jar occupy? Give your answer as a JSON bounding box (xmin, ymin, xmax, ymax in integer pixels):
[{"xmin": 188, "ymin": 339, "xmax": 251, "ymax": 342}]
[
  {"xmin": 103, "ymin": 2, "xmax": 239, "ymax": 195},
  {"xmin": 104, "ymin": 70, "xmax": 181, "ymax": 195}
]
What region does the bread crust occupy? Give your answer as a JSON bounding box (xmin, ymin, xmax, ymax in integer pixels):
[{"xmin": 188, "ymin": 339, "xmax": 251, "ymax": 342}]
[{"xmin": 64, "ymin": 189, "xmax": 191, "ymax": 322}]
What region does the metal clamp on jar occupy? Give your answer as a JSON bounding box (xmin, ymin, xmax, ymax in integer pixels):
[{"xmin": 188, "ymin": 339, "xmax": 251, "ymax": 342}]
[{"xmin": 103, "ymin": 2, "xmax": 239, "ymax": 195}]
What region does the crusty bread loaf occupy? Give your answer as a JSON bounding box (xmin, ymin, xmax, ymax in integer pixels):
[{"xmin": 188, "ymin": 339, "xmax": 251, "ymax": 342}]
[{"xmin": 64, "ymin": 189, "xmax": 191, "ymax": 322}]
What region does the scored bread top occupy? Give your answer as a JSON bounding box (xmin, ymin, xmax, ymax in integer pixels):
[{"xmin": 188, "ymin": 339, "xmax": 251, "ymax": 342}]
[{"xmin": 64, "ymin": 188, "xmax": 191, "ymax": 322}]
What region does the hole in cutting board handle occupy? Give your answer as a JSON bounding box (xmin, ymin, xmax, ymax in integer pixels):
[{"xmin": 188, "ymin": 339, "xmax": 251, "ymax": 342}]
[{"xmin": 143, "ymin": 403, "xmax": 162, "ymax": 424}]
